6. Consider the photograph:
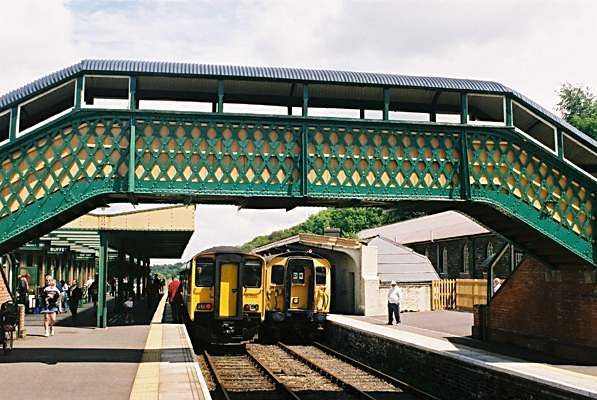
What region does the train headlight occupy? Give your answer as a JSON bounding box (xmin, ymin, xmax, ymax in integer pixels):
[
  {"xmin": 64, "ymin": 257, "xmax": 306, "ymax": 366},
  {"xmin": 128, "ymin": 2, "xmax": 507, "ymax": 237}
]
[
  {"xmin": 243, "ymin": 304, "xmax": 259, "ymax": 312},
  {"xmin": 292, "ymin": 297, "xmax": 300, "ymax": 304},
  {"xmin": 196, "ymin": 303, "xmax": 212, "ymax": 311}
]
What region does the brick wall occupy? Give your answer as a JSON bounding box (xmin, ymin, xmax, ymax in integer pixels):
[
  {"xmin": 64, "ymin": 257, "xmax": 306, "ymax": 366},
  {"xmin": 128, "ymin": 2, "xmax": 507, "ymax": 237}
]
[
  {"xmin": 488, "ymin": 257, "xmax": 597, "ymax": 363},
  {"xmin": 0, "ymin": 267, "xmax": 12, "ymax": 304}
]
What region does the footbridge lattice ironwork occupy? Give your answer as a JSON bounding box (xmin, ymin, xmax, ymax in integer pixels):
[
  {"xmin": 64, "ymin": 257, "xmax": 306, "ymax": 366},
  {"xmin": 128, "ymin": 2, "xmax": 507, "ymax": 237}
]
[{"xmin": 0, "ymin": 60, "xmax": 594, "ymax": 268}]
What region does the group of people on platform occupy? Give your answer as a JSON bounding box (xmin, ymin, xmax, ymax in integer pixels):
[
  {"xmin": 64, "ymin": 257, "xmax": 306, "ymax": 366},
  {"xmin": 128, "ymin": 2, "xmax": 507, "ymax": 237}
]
[{"xmin": 17, "ymin": 271, "xmax": 175, "ymax": 336}]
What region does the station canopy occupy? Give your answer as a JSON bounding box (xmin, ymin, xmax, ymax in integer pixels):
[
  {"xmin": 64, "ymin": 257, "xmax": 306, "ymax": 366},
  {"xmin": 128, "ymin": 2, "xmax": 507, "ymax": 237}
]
[{"xmin": 38, "ymin": 205, "xmax": 195, "ymax": 259}]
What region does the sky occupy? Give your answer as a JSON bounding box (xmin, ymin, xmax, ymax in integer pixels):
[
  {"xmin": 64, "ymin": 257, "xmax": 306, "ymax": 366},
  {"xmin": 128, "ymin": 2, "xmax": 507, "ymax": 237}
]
[{"xmin": 1, "ymin": 0, "xmax": 596, "ymax": 263}]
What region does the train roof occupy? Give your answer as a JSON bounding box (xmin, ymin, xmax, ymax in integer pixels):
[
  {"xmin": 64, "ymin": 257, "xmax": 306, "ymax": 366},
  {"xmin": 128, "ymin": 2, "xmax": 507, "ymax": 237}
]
[{"xmin": 198, "ymin": 246, "xmax": 254, "ymax": 256}]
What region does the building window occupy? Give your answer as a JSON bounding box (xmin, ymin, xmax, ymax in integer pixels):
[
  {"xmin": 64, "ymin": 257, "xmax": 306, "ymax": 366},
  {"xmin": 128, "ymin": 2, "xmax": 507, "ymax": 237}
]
[
  {"xmin": 462, "ymin": 244, "xmax": 469, "ymax": 273},
  {"xmin": 487, "ymin": 242, "xmax": 494, "ymax": 258},
  {"xmin": 442, "ymin": 247, "xmax": 448, "ymax": 274}
]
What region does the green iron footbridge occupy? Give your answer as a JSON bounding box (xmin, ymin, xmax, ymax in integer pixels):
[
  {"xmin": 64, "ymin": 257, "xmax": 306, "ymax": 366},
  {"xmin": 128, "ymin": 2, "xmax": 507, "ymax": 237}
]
[{"xmin": 0, "ymin": 60, "xmax": 594, "ymax": 268}]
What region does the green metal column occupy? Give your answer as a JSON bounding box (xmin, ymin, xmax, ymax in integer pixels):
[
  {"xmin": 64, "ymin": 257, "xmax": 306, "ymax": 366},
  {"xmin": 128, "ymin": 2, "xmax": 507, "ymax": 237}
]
[
  {"xmin": 217, "ymin": 80, "xmax": 224, "ymax": 113},
  {"xmin": 9, "ymin": 107, "xmax": 17, "ymax": 142},
  {"xmin": 129, "ymin": 76, "xmax": 137, "ymax": 111},
  {"xmin": 74, "ymin": 76, "xmax": 83, "ymax": 111},
  {"xmin": 301, "ymin": 84, "xmax": 309, "ymax": 196},
  {"xmin": 302, "ymin": 84, "xmax": 309, "ymax": 117},
  {"xmin": 505, "ymin": 96, "xmax": 513, "ymax": 127},
  {"xmin": 460, "ymin": 129, "xmax": 471, "ymax": 200},
  {"xmin": 460, "ymin": 93, "xmax": 468, "ymax": 124},
  {"xmin": 557, "ymin": 129, "xmax": 564, "ymax": 159},
  {"xmin": 383, "ymin": 88, "xmax": 390, "ymax": 121},
  {"xmin": 97, "ymin": 231, "xmax": 108, "ymax": 328}
]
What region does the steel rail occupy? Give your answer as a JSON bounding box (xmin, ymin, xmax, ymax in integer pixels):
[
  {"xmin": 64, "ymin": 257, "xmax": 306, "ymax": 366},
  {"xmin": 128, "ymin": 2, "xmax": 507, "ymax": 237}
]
[
  {"xmin": 313, "ymin": 341, "xmax": 440, "ymax": 400},
  {"xmin": 277, "ymin": 341, "xmax": 376, "ymax": 400},
  {"xmin": 203, "ymin": 350, "xmax": 233, "ymax": 400},
  {"xmin": 245, "ymin": 346, "xmax": 303, "ymax": 400}
]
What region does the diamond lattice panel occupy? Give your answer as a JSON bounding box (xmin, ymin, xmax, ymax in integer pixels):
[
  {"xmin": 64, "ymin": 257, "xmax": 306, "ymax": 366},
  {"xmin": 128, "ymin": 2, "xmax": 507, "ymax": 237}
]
[
  {"xmin": 468, "ymin": 130, "xmax": 594, "ymax": 243},
  {"xmin": 0, "ymin": 118, "xmax": 129, "ymax": 221},
  {"xmin": 306, "ymin": 124, "xmax": 462, "ymax": 199},
  {"xmin": 134, "ymin": 118, "xmax": 302, "ymax": 195}
]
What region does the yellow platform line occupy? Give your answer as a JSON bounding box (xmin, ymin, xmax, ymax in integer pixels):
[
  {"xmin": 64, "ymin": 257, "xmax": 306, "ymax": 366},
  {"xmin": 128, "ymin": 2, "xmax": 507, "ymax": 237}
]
[{"xmin": 129, "ymin": 294, "xmax": 167, "ymax": 400}]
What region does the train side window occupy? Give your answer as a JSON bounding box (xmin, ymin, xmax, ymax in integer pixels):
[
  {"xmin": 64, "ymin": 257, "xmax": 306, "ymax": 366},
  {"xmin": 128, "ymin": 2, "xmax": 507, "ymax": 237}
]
[
  {"xmin": 243, "ymin": 261, "xmax": 262, "ymax": 288},
  {"xmin": 315, "ymin": 267, "xmax": 327, "ymax": 285},
  {"xmin": 195, "ymin": 259, "xmax": 214, "ymax": 287},
  {"xmin": 271, "ymin": 265, "xmax": 285, "ymax": 285}
]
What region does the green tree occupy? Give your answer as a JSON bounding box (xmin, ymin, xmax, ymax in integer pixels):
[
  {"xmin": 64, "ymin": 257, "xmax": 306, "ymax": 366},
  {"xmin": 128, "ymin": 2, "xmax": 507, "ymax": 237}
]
[
  {"xmin": 241, "ymin": 207, "xmax": 415, "ymax": 250},
  {"xmin": 557, "ymin": 83, "xmax": 597, "ymax": 139}
]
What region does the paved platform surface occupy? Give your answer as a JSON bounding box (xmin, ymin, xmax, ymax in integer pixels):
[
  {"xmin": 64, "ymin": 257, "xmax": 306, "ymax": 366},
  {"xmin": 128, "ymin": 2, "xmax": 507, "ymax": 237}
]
[
  {"xmin": 129, "ymin": 294, "xmax": 209, "ymax": 400},
  {"xmin": 0, "ymin": 296, "xmax": 158, "ymax": 399},
  {"xmin": 335, "ymin": 313, "xmax": 597, "ymax": 398},
  {"xmin": 357, "ymin": 311, "xmax": 597, "ymax": 376}
]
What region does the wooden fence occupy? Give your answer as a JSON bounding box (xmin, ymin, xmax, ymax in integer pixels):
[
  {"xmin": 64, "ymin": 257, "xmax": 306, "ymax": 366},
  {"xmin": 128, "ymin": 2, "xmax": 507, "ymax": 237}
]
[
  {"xmin": 431, "ymin": 279, "xmax": 456, "ymax": 310},
  {"xmin": 431, "ymin": 279, "xmax": 487, "ymax": 311}
]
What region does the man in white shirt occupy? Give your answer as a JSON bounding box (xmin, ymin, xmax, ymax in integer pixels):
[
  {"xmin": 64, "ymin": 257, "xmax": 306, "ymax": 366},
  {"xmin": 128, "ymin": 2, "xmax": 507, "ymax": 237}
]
[{"xmin": 387, "ymin": 281, "xmax": 402, "ymax": 325}]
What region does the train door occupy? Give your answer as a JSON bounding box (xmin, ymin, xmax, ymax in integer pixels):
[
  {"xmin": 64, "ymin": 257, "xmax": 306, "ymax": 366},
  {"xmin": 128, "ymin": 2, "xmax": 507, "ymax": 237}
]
[
  {"xmin": 286, "ymin": 258, "xmax": 314, "ymax": 310},
  {"xmin": 218, "ymin": 263, "xmax": 239, "ymax": 318}
]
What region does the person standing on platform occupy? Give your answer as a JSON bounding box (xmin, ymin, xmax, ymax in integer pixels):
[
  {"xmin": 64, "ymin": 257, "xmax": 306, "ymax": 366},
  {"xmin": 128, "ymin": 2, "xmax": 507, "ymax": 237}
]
[
  {"xmin": 387, "ymin": 281, "xmax": 402, "ymax": 325},
  {"xmin": 168, "ymin": 275, "xmax": 183, "ymax": 323},
  {"xmin": 88, "ymin": 276, "xmax": 98, "ymax": 311},
  {"xmin": 17, "ymin": 275, "xmax": 29, "ymax": 313},
  {"xmin": 69, "ymin": 280, "xmax": 83, "ymax": 319},
  {"xmin": 41, "ymin": 276, "xmax": 60, "ymax": 336}
]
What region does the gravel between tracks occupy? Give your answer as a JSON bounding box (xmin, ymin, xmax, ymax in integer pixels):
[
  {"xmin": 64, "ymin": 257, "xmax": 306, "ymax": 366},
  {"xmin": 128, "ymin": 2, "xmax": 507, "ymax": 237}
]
[
  {"xmin": 287, "ymin": 345, "xmax": 401, "ymax": 393},
  {"xmin": 247, "ymin": 344, "xmax": 348, "ymax": 395}
]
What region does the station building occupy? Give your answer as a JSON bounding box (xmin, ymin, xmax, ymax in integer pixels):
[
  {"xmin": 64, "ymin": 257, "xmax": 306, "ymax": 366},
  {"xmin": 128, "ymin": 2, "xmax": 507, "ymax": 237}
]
[{"xmin": 359, "ymin": 211, "xmax": 524, "ymax": 280}]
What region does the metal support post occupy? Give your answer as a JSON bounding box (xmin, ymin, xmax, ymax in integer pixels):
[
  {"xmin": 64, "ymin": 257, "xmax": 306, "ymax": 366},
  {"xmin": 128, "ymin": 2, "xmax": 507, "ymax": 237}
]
[
  {"xmin": 383, "ymin": 88, "xmax": 390, "ymax": 121},
  {"xmin": 460, "ymin": 93, "xmax": 468, "ymax": 124},
  {"xmin": 129, "ymin": 76, "xmax": 137, "ymax": 111},
  {"xmin": 97, "ymin": 231, "xmax": 108, "ymax": 328},
  {"xmin": 460, "ymin": 129, "xmax": 471, "ymax": 200},
  {"xmin": 302, "ymin": 84, "xmax": 309, "ymax": 117},
  {"xmin": 556, "ymin": 129, "xmax": 564, "ymax": 159},
  {"xmin": 505, "ymin": 96, "xmax": 513, "ymax": 127},
  {"xmin": 217, "ymin": 80, "xmax": 224, "ymax": 113},
  {"xmin": 9, "ymin": 107, "xmax": 18, "ymax": 142},
  {"xmin": 74, "ymin": 76, "xmax": 83, "ymax": 111}
]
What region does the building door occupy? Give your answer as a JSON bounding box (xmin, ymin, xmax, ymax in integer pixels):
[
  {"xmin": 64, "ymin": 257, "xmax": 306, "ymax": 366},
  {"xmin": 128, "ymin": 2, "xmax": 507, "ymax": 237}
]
[{"xmin": 218, "ymin": 263, "xmax": 238, "ymax": 318}]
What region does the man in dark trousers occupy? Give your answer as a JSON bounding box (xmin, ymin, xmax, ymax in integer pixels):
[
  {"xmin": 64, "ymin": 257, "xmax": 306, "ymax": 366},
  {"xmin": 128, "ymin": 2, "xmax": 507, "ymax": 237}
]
[
  {"xmin": 168, "ymin": 275, "xmax": 183, "ymax": 323},
  {"xmin": 387, "ymin": 281, "xmax": 402, "ymax": 325}
]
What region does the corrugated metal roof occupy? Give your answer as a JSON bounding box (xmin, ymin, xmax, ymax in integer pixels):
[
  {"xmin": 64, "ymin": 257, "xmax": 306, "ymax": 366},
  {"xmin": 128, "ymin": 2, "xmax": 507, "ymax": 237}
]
[
  {"xmin": 0, "ymin": 59, "xmax": 593, "ymax": 147},
  {"xmin": 366, "ymin": 236, "xmax": 439, "ymax": 282},
  {"xmin": 0, "ymin": 59, "xmax": 508, "ymax": 109},
  {"xmin": 359, "ymin": 211, "xmax": 490, "ymax": 244}
]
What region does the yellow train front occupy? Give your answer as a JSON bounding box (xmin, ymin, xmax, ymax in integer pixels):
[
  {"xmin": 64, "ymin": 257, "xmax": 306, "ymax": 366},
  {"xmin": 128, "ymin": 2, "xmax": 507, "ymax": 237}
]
[
  {"xmin": 263, "ymin": 251, "xmax": 331, "ymax": 339},
  {"xmin": 180, "ymin": 246, "xmax": 265, "ymax": 343}
]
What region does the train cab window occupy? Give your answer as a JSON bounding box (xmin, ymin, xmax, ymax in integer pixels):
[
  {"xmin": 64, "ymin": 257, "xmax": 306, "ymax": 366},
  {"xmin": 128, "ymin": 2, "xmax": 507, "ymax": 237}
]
[
  {"xmin": 315, "ymin": 267, "xmax": 327, "ymax": 285},
  {"xmin": 243, "ymin": 260, "xmax": 262, "ymax": 288},
  {"xmin": 271, "ymin": 265, "xmax": 285, "ymax": 285},
  {"xmin": 291, "ymin": 267, "xmax": 305, "ymax": 284},
  {"xmin": 195, "ymin": 259, "xmax": 214, "ymax": 287}
]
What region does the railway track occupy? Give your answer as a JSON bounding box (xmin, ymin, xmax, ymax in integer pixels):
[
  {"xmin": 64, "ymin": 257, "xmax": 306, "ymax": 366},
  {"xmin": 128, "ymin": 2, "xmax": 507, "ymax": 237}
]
[{"xmin": 201, "ymin": 343, "xmax": 437, "ymax": 400}]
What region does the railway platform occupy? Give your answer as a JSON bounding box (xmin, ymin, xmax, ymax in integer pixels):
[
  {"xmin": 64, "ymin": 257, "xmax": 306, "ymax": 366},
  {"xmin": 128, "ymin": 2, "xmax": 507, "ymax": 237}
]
[
  {"xmin": 328, "ymin": 314, "xmax": 597, "ymax": 399},
  {"xmin": 0, "ymin": 294, "xmax": 210, "ymax": 400}
]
